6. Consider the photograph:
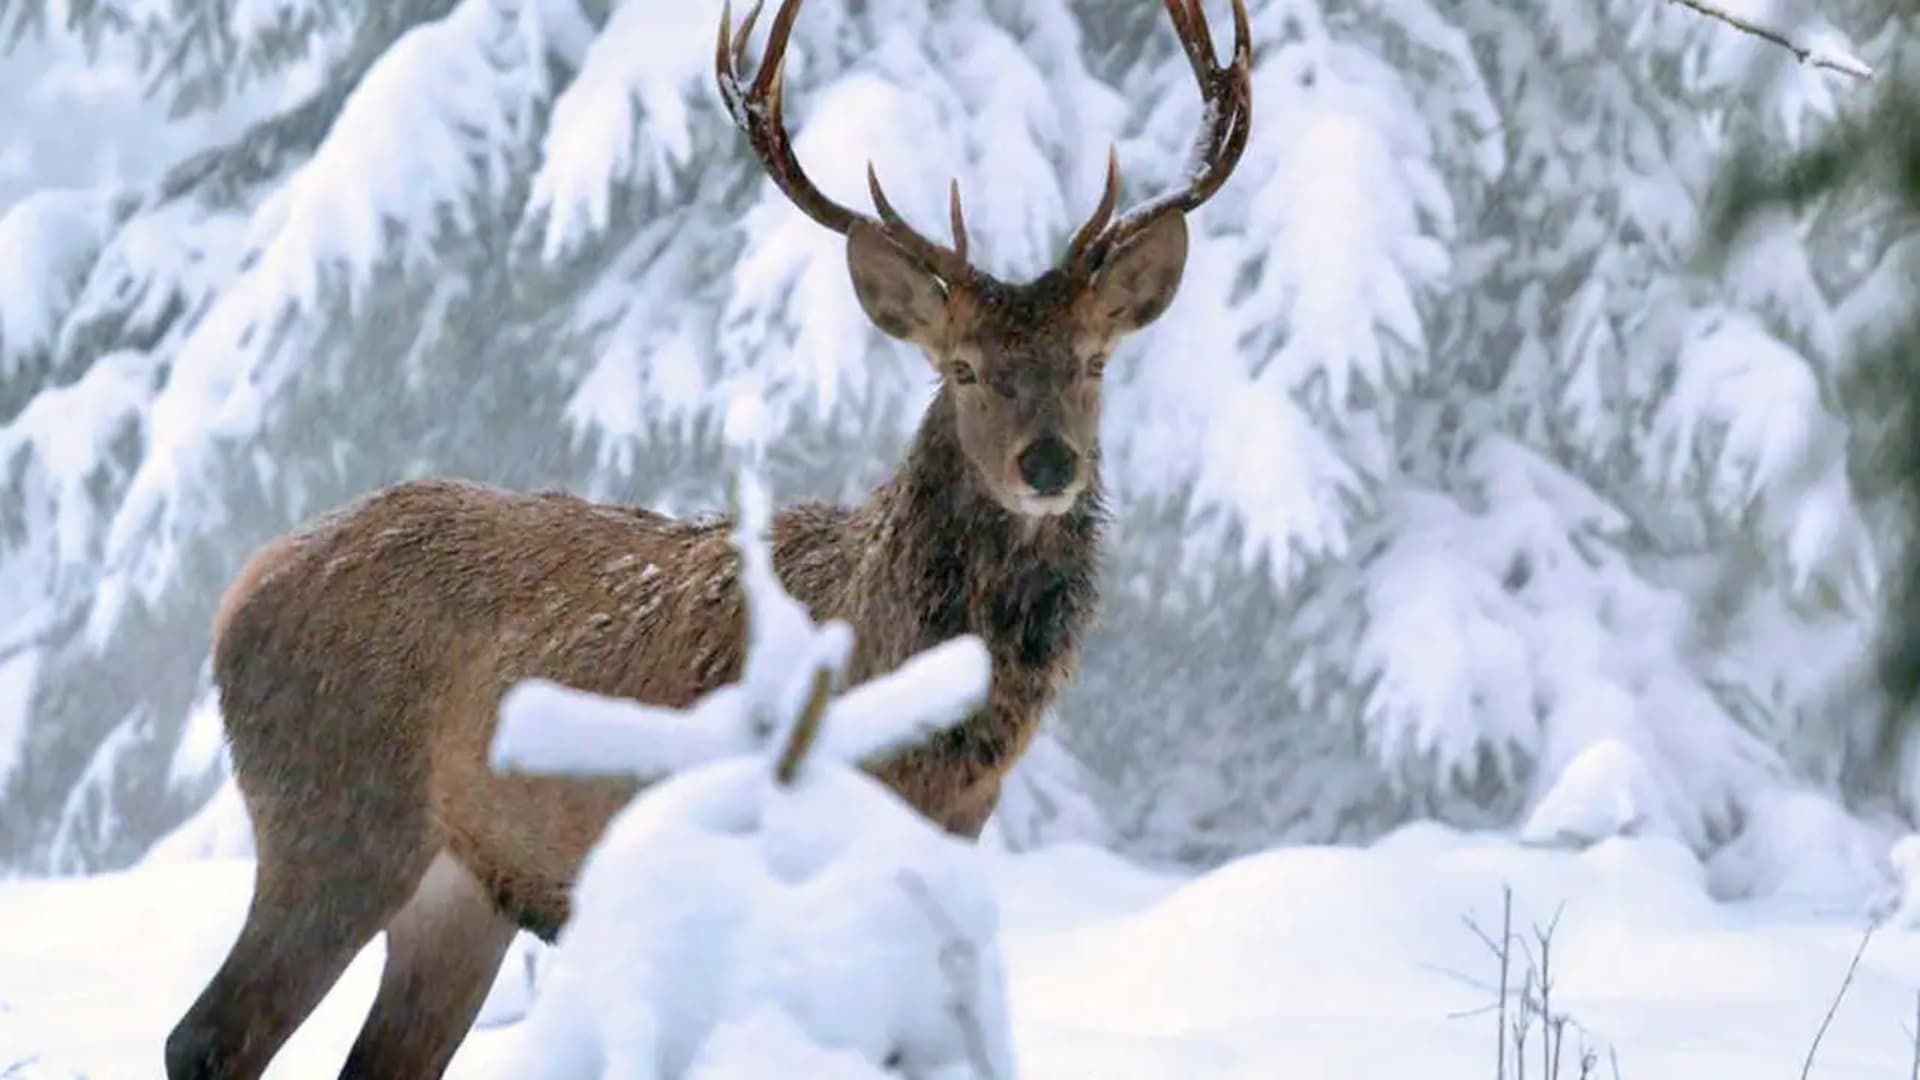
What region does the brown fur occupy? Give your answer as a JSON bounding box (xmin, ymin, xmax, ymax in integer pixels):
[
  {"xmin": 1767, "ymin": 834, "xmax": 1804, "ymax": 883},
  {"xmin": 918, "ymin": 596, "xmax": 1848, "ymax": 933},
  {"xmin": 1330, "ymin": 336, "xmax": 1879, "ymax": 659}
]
[
  {"xmin": 208, "ymin": 532, "xmax": 304, "ymax": 648},
  {"xmin": 165, "ymin": 0, "xmax": 1249, "ymax": 1072}
]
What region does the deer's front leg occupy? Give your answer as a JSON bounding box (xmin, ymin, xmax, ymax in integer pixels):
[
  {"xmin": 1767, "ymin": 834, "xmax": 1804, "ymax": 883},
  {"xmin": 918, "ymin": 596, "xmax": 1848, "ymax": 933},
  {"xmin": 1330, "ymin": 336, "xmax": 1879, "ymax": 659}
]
[{"xmin": 940, "ymin": 778, "xmax": 1003, "ymax": 841}]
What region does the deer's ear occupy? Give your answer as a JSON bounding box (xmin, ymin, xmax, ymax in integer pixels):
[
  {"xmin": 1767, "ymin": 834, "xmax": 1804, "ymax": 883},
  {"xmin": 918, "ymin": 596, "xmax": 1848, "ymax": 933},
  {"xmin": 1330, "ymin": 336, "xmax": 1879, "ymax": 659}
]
[
  {"xmin": 847, "ymin": 221, "xmax": 950, "ymax": 347},
  {"xmin": 1085, "ymin": 214, "xmax": 1189, "ymax": 335}
]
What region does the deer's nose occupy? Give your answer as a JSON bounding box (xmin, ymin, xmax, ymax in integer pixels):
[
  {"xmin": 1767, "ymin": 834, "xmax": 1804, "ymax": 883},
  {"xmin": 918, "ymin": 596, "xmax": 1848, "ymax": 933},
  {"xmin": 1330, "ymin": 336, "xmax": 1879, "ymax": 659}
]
[{"xmin": 1017, "ymin": 435, "xmax": 1079, "ymax": 495}]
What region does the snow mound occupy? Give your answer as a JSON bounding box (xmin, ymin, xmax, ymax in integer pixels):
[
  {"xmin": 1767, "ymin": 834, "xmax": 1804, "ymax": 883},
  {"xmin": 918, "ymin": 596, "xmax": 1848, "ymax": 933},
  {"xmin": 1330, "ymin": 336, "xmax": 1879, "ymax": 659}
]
[
  {"xmin": 1704, "ymin": 788, "xmax": 1893, "ymax": 908},
  {"xmin": 491, "ymin": 464, "xmax": 1011, "ymax": 1078},
  {"xmin": 502, "ymin": 759, "xmax": 1012, "ymax": 1079},
  {"xmin": 1522, "ymin": 738, "xmax": 1649, "ymax": 847}
]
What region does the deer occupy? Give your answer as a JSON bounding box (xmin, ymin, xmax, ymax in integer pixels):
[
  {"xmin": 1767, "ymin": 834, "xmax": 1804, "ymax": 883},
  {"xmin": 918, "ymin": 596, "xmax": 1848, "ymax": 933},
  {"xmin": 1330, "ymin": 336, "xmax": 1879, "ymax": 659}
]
[{"xmin": 163, "ymin": 0, "xmax": 1250, "ymax": 1076}]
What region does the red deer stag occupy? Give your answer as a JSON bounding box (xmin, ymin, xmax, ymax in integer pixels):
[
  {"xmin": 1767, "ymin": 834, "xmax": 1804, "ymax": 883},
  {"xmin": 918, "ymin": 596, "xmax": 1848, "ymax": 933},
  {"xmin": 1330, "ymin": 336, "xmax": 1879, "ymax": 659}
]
[{"xmin": 164, "ymin": 0, "xmax": 1249, "ymax": 1076}]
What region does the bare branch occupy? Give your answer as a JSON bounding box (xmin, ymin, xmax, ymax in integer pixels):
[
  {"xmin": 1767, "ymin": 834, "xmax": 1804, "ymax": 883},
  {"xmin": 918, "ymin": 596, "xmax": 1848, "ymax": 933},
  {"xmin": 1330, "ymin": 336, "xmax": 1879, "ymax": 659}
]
[
  {"xmin": 772, "ymin": 665, "xmax": 835, "ymax": 785},
  {"xmin": 1664, "ymin": 0, "xmax": 1873, "ymax": 79},
  {"xmin": 1499, "ymin": 888, "xmax": 1513, "ymax": 1080},
  {"xmin": 1512, "ymin": 966, "xmax": 1533, "ymax": 1080},
  {"xmin": 1801, "ymin": 921, "xmax": 1878, "ymax": 1079},
  {"xmin": 899, "ymin": 871, "xmax": 1000, "ymax": 1080},
  {"xmin": 1910, "ymin": 988, "xmax": 1919, "ymax": 1080}
]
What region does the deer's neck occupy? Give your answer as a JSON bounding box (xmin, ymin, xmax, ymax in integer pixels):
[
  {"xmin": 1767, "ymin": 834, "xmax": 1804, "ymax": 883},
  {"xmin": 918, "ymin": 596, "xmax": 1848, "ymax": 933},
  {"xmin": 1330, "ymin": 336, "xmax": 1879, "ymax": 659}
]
[{"xmin": 848, "ymin": 386, "xmax": 1105, "ymax": 685}]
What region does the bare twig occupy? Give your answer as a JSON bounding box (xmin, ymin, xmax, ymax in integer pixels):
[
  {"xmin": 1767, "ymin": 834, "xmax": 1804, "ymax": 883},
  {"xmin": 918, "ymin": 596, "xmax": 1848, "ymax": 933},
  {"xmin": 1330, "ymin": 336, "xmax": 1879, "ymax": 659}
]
[
  {"xmin": 1459, "ymin": 889, "xmax": 1617, "ymax": 1080},
  {"xmin": 1513, "ymin": 967, "xmax": 1533, "ymax": 1080},
  {"xmin": 1801, "ymin": 921, "xmax": 1878, "ymax": 1079},
  {"xmin": 1498, "ymin": 888, "xmax": 1512, "ymax": 1080},
  {"xmin": 1664, "ymin": 0, "xmax": 1873, "ymax": 79},
  {"xmin": 1535, "ymin": 905, "xmax": 1566, "ymax": 1079},
  {"xmin": 1910, "ymin": 989, "xmax": 1919, "ymax": 1080},
  {"xmin": 899, "ymin": 871, "xmax": 999, "ymax": 1080},
  {"xmin": 771, "ymin": 665, "xmax": 834, "ymax": 786}
]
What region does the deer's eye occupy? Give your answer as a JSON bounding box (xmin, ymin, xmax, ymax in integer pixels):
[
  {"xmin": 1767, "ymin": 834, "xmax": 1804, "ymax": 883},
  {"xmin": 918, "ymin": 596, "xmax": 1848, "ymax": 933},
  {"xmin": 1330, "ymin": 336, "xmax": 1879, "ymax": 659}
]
[
  {"xmin": 1087, "ymin": 350, "xmax": 1111, "ymax": 378},
  {"xmin": 950, "ymin": 361, "xmax": 978, "ymax": 386}
]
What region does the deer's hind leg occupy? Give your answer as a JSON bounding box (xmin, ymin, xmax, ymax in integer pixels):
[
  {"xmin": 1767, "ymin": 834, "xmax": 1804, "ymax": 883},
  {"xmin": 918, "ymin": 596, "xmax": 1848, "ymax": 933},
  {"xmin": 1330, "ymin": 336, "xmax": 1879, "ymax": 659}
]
[
  {"xmin": 338, "ymin": 850, "xmax": 517, "ymax": 1079},
  {"xmin": 164, "ymin": 828, "xmax": 435, "ymax": 1080}
]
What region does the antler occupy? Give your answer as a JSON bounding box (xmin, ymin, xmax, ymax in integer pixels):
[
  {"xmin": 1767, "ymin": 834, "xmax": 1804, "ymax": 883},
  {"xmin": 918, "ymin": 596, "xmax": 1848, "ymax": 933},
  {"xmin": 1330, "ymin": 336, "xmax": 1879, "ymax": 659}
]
[
  {"xmin": 1065, "ymin": 0, "xmax": 1253, "ymax": 275},
  {"xmin": 716, "ymin": 0, "xmax": 973, "ymax": 286}
]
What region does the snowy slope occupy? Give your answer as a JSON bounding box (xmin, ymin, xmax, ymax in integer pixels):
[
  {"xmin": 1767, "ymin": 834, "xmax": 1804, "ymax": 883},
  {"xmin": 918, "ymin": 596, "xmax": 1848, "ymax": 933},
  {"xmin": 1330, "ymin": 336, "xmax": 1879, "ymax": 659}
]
[{"xmin": 4, "ymin": 827, "xmax": 1919, "ymax": 1078}]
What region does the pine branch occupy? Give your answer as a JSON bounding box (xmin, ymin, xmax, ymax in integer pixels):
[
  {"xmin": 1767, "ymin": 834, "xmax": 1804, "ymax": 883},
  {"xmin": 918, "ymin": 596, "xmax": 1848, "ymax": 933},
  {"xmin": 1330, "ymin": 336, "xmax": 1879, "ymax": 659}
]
[{"xmin": 1664, "ymin": 0, "xmax": 1873, "ymax": 79}]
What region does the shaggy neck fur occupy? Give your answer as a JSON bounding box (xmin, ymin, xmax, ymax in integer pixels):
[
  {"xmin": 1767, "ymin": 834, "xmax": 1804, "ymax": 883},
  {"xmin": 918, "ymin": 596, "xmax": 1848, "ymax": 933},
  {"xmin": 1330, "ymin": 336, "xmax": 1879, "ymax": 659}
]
[{"xmin": 835, "ymin": 386, "xmax": 1105, "ymax": 802}]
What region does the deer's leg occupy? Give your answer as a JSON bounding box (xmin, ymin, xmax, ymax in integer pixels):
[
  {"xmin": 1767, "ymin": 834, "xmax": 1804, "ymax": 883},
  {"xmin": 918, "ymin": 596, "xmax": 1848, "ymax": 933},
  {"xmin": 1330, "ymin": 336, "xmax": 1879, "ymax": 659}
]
[
  {"xmin": 338, "ymin": 850, "xmax": 518, "ymax": 1080},
  {"xmin": 943, "ymin": 778, "xmax": 1003, "ymax": 840},
  {"xmin": 164, "ymin": 843, "xmax": 431, "ymax": 1080}
]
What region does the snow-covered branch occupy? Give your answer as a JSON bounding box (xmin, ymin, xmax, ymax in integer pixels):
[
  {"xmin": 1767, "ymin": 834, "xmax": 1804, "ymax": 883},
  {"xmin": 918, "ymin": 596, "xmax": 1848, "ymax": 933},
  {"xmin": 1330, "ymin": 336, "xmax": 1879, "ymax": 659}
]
[{"xmin": 1666, "ymin": 0, "xmax": 1873, "ymax": 79}]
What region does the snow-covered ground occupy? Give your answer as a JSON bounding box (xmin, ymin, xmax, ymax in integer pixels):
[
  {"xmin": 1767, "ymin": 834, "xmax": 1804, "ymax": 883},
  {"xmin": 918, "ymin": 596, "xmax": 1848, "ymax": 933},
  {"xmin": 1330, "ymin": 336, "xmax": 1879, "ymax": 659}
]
[{"xmin": 4, "ymin": 825, "xmax": 1919, "ymax": 1078}]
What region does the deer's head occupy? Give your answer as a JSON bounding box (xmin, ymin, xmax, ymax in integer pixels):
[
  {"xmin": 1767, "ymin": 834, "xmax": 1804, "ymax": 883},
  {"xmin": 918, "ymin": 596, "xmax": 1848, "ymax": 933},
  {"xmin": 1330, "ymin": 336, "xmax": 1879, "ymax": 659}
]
[{"xmin": 718, "ymin": 0, "xmax": 1251, "ymax": 516}]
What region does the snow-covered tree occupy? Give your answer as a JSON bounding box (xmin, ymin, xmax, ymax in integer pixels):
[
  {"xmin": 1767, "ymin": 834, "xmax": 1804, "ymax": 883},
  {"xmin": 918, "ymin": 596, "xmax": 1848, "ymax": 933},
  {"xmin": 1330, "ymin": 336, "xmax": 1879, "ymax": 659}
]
[{"xmin": 0, "ymin": 0, "xmax": 1911, "ymax": 901}]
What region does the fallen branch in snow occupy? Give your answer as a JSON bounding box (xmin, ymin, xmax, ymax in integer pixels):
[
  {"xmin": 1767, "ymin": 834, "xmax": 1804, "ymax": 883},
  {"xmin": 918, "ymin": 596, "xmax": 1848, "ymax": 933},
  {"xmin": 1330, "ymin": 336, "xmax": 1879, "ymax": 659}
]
[
  {"xmin": 1664, "ymin": 0, "xmax": 1873, "ymax": 79},
  {"xmin": 1800, "ymin": 920, "xmax": 1878, "ymax": 1079}
]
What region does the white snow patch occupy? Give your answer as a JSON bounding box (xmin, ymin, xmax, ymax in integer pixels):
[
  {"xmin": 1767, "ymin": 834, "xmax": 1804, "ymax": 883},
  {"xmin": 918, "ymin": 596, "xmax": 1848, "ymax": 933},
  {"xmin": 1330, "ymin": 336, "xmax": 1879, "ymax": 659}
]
[
  {"xmin": 524, "ymin": 0, "xmax": 715, "ymax": 259},
  {"xmin": 165, "ymin": 688, "xmax": 229, "ymax": 788},
  {"xmin": 0, "ymin": 188, "xmax": 113, "ymax": 376},
  {"xmin": 9, "ymin": 827, "xmax": 1920, "ymax": 1077},
  {"xmin": 1705, "ymin": 788, "xmax": 1894, "ymax": 908},
  {"xmin": 498, "ymin": 758, "xmax": 1014, "ymax": 1079},
  {"xmin": 1522, "ymin": 738, "xmax": 1650, "ymax": 847}
]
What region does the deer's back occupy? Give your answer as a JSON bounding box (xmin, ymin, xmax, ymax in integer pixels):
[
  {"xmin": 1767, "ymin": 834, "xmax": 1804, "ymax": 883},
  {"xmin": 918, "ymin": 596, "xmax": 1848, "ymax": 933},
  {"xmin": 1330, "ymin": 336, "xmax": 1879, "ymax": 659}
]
[{"xmin": 213, "ymin": 477, "xmax": 861, "ymax": 935}]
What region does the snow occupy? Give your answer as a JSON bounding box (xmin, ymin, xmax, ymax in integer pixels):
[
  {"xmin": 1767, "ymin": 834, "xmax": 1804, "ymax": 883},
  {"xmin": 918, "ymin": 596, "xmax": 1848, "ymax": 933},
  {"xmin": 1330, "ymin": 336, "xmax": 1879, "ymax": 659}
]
[
  {"xmin": 11, "ymin": 826, "xmax": 1920, "ymax": 1076},
  {"xmin": 163, "ymin": 689, "xmax": 227, "ymax": 789},
  {"xmin": 524, "ymin": 0, "xmax": 718, "ymax": 260},
  {"xmin": 90, "ymin": 0, "xmax": 551, "ymax": 631},
  {"xmin": 0, "ymin": 348, "xmax": 155, "ymax": 584},
  {"xmin": 0, "ymin": 189, "xmax": 113, "ymax": 378},
  {"xmin": 1521, "ymin": 738, "xmax": 1649, "ymax": 847},
  {"xmin": 498, "ymin": 759, "xmax": 1014, "ymax": 1079}
]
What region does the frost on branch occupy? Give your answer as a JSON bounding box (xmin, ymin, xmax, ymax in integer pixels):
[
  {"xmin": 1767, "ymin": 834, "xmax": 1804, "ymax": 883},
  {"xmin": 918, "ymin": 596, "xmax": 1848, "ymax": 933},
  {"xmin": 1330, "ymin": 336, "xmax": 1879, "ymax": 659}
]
[
  {"xmin": 1651, "ymin": 309, "xmax": 1872, "ymax": 602},
  {"xmin": 1669, "ymin": 0, "xmax": 1873, "ymax": 80},
  {"xmin": 88, "ymin": 0, "xmax": 549, "ymax": 632},
  {"xmin": 491, "ymin": 466, "xmax": 1010, "ymax": 1079},
  {"xmin": 0, "ymin": 189, "xmax": 116, "ymax": 384}
]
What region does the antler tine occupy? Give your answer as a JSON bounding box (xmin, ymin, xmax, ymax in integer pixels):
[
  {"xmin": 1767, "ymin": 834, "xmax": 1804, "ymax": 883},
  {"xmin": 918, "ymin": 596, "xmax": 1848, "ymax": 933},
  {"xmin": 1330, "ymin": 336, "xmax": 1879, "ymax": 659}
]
[
  {"xmin": 866, "ymin": 164, "xmax": 973, "ymax": 284},
  {"xmin": 1064, "ymin": 147, "xmax": 1122, "ymax": 270},
  {"xmin": 1071, "ymin": 0, "xmax": 1253, "ymax": 274},
  {"xmin": 948, "ymin": 178, "xmax": 969, "ymax": 266},
  {"xmin": 1168, "ymin": 0, "xmax": 1213, "ymax": 87}
]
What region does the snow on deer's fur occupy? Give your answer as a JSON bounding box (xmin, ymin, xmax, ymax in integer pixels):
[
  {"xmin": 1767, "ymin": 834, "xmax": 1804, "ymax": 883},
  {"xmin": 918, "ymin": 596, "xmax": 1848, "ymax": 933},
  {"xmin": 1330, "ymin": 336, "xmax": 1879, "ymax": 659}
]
[{"xmin": 491, "ymin": 466, "xmax": 1012, "ymax": 1079}]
